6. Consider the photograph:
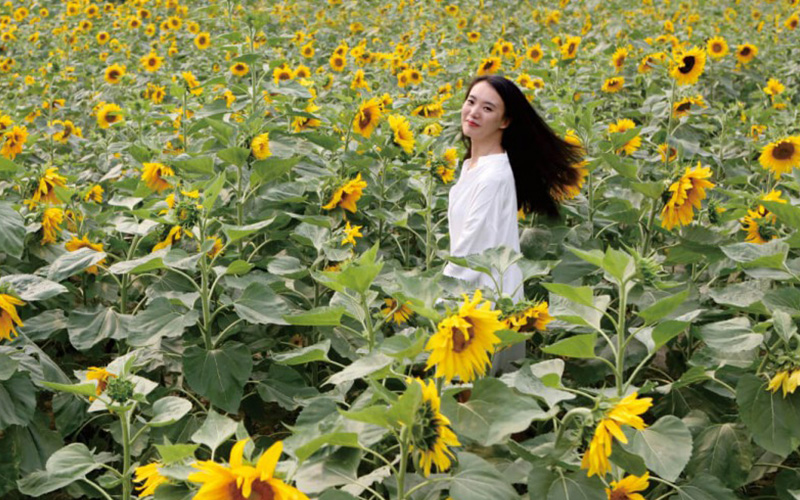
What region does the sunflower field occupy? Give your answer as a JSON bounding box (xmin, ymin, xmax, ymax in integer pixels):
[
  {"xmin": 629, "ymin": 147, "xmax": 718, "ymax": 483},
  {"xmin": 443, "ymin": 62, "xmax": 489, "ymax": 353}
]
[{"xmin": 3, "ymin": 0, "xmax": 800, "ymax": 498}]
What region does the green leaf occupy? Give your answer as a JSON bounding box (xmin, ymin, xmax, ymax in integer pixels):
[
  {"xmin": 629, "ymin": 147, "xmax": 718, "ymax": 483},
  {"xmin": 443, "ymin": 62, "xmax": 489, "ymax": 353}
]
[
  {"xmin": 17, "ymin": 443, "xmax": 107, "ymax": 496},
  {"xmin": 203, "ymin": 173, "xmax": 225, "ymax": 211},
  {"xmin": 267, "ymin": 255, "xmax": 307, "ymax": 278},
  {"xmin": 773, "ymin": 310, "xmax": 798, "ymax": 344},
  {"xmin": 222, "ymin": 218, "xmax": 275, "ymax": 242},
  {"xmin": 0, "ymin": 354, "xmax": 17, "ymax": 381},
  {"xmin": 602, "ymin": 247, "xmax": 636, "ymax": 284},
  {"xmin": 183, "ymin": 342, "xmax": 253, "ymax": 413},
  {"xmin": 191, "ymin": 410, "xmax": 238, "ymax": 456},
  {"xmin": 763, "ymin": 200, "xmax": 800, "ymax": 232},
  {"xmin": 217, "ymin": 147, "xmax": 250, "ymax": 167},
  {"xmin": 621, "ymin": 415, "xmax": 693, "ymax": 482},
  {"xmin": 0, "ymin": 372, "xmax": 36, "ymax": 431},
  {"xmin": 0, "ymin": 157, "xmax": 20, "ymax": 173},
  {"xmin": 67, "ymin": 306, "xmax": 130, "ymax": 351},
  {"xmin": 335, "ymin": 246, "xmax": 384, "ymax": 295},
  {"xmin": 651, "ymin": 320, "xmax": 690, "ymax": 352},
  {"xmin": 225, "ymin": 259, "xmax": 254, "ymax": 276},
  {"xmin": 0, "ymin": 203, "xmax": 25, "ymax": 258},
  {"xmin": 326, "ymin": 352, "xmax": 393, "ymax": 386},
  {"xmin": 685, "ymin": 423, "xmax": 753, "ymax": 489},
  {"xmin": 668, "ymin": 473, "xmax": 739, "ymax": 500},
  {"xmin": 442, "ymin": 378, "xmax": 549, "ymax": 446},
  {"xmin": 568, "ymin": 247, "xmax": 605, "ymax": 268},
  {"xmin": 45, "ymin": 247, "xmax": 107, "ymax": 282},
  {"xmin": 721, "ymin": 239, "xmax": 788, "ymax": 269},
  {"xmin": 42, "ymin": 381, "xmax": 98, "ymax": 398},
  {"xmin": 638, "ymin": 289, "xmax": 690, "ymax": 324},
  {"xmin": 737, "ymin": 374, "xmax": 800, "ymax": 456},
  {"xmin": 449, "ymin": 452, "xmax": 519, "ymax": 500},
  {"xmin": 630, "ymin": 181, "xmax": 665, "ymax": 199},
  {"xmin": 171, "ymin": 155, "xmax": 215, "ymax": 175},
  {"xmin": 546, "ymin": 471, "xmax": 606, "ymax": 500},
  {"xmin": 697, "ymin": 317, "xmax": 763, "ymax": 353},
  {"xmin": 339, "ymin": 406, "xmax": 392, "ymax": 429},
  {"xmin": 542, "ymin": 333, "xmax": 597, "ymax": 359},
  {"xmin": 386, "ymin": 381, "xmax": 422, "ymax": 427},
  {"xmin": 542, "ymin": 283, "xmax": 594, "ymax": 307},
  {"xmin": 252, "ymin": 157, "xmax": 300, "ymax": 184},
  {"xmin": 496, "ymin": 329, "xmax": 533, "ymax": 350},
  {"xmin": 233, "ymin": 282, "xmax": 291, "ymax": 325},
  {"xmin": 295, "ymin": 432, "xmax": 360, "ymax": 462},
  {"xmin": 256, "ymin": 364, "xmax": 319, "ymax": 411},
  {"xmin": 601, "ymin": 152, "xmax": 637, "ymax": 179},
  {"xmin": 149, "ymin": 397, "xmax": 192, "ymax": 427},
  {"xmin": 272, "ymin": 340, "xmax": 331, "ymax": 365},
  {"xmin": 0, "ymin": 274, "xmax": 67, "ymax": 301},
  {"xmin": 155, "ymin": 443, "xmax": 199, "ymax": 465},
  {"xmin": 128, "ymin": 298, "xmax": 199, "ymax": 347},
  {"xmin": 108, "ymin": 249, "xmax": 168, "ymax": 274},
  {"xmin": 283, "ymin": 307, "xmax": 345, "ymax": 326},
  {"xmin": 609, "ymin": 445, "xmax": 648, "ymax": 476}
]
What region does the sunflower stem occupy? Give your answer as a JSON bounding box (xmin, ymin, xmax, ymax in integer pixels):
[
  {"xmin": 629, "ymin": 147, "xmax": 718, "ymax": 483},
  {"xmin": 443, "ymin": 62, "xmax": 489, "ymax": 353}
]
[
  {"xmin": 615, "ymin": 279, "xmax": 629, "ymax": 396},
  {"xmin": 120, "ymin": 408, "xmax": 132, "ymax": 500},
  {"xmin": 396, "ymin": 425, "xmax": 411, "ymax": 500}
]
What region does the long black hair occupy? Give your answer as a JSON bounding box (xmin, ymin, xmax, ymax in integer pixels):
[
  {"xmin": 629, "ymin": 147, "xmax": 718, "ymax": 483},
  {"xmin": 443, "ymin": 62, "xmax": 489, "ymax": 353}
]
[{"xmin": 460, "ymin": 75, "xmax": 584, "ymax": 218}]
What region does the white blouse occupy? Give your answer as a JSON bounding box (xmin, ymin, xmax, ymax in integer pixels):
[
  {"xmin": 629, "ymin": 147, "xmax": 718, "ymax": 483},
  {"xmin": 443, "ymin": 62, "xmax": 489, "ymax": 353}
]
[{"xmin": 443, "ymin": 152, "xmax": 524, "ymax": 302}]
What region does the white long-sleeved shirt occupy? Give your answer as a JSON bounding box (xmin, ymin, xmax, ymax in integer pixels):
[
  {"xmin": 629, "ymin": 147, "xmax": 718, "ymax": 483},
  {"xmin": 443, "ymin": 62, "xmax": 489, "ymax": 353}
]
[{"xmin": 442, "ymin": 152, "xmax": 524, "ymax": 302}]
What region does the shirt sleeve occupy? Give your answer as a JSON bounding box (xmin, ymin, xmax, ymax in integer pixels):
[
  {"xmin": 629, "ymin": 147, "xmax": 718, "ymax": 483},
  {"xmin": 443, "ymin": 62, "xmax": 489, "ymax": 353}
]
[{"xmin": 443, "ymin": 177, "xmax": 514, "ymax": 286}]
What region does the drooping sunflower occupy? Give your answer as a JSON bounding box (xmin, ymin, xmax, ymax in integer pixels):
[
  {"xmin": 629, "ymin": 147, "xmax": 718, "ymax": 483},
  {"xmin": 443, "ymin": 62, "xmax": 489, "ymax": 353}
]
[
  {"xmin": 51, "ymin": 120, "xmax": 82, "ymax": 143},
  {"xmin": 657, "ymin": 143, "xmax": 678, "ymax": 163},
  {"xmin": 410, "ymin": 378, "xmax": 461, "ymax": 477},
  {"xmin": 188, "ymin": 439, "xmax": 309, "ymax": 500},
  {"xmin": 608, "ymin": 118, "xmax": 641, "ymax": 155},
  {"xmin": 250, "ymin": 132, "xmax": 271, "ymax": 160},
  {"xmin": 425, "ymin": 289, "xmax": 505, "ymax": 383},
  {"xmin": 387, "ymin": 114, "xmax": 415, "ymax": 154},
  {"xmin": 141, "ymin": 162, "xmax": 174, "ymax": 192},
  {"xmin": 133, "ymin": 462, "xmax": 169, "ymax": 497},
  {"xmin": 1, "ymin": 125, "xmax": 28, "ymax": 159},
  {"xmin": 0, "ymin": 292, "xmax": 24, "ymax": 342},
  {"xmin": 736, "ymin": 43, "xmax": 758, "ymax": 64},
  {"xmin": 768, "ymin": 369, "xmax": 800, "ymax": 397},
  {"xmin": 140, "ymin": 52, "xmax": 163, "ymax": 72},
  {"xmin": 606, "ymin": 472, "xmax": 650, "ymax": 500},
  {"xmin": 65, "ymin": 236, "xmax": 106, "ymax": 274},
  {"xmin": 672, "ymin": 95, "xmax": 706, "ymax": 118},
  {"xmin": 97, "ymin": 103, "xmax": 124, "ymax": 129},
  {"xmin": 602, "ymin": 76, "xmax": 624, "ymax": 93},
  {"xmin": 477, "ymin": 56, "xmax": 501, "ymax": 76},
  {"xmin": 581, "ymin": 392, "xmax": 653, "ymax": 477},
  {"xmin": 230, "ymin": 62, "xmax": 249, "ymax": 77},
  {"xmin": 660, "ymin": 163, "xmax": 714, "ymax": 230},
  {"xmin": 504, "ymin": 301, "xmax": 553, "ymax": 332},
  {"xmin": 382, "ymin": 298, "xmax": 413, "ymax": 324},
  {"xmin": 670, "ymin": 46, "xmax": 706, "ymax": 85},
  {"xmin": 152, "ymin": 225, "xmax": 193, "ymax": 252},
  {"xmin": 85, "ymin": 184, "xmax": 104, "ymax": 203},
  {"xmin": 706, "ymin": 36, "xmax": 728, "ymax": 59},
  {"xmin": 740, "ymin": 208, "xmax": 778, "ymax": 244},
  {"xmin": 104, "ymin": 63, "xmax": 126, "ymax": 84},
  {"xmin": 610, "ymin": 47, "xmax": 628, "ymax": 72},
  {"xmin": 759, "ymin": 136, "xmax": 800, "ymax": 177},
  {"xmin": 40, "ymin": 207, "xmax": 64, "ymax": 245},
  {"xmin": 352, "ymin": 97, "xmax": 383, "ymax": 138},
  {"xmin": 322, "ymin": 173, "xmax": 368, "ymax": 213},
  {"xmin": 763, "ymin": 78, "xmax": 785, "ymax": 97},
  {"xmin": 32, "ymin": 167, "xmax": 67, "ymax": 204}
]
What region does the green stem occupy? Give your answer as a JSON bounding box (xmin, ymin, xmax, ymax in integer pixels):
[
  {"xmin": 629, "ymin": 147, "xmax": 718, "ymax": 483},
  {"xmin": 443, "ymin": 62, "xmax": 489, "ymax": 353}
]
[
  {"xmin": 82, "ymin": 479, "xmax": 115, "ymax": 500},
  {"xmin": 120, "ymin": 409, "xmax": 132, "ymax": 500},
  {"xmin": 615, "ymin": 280, "xmax": 629, "ymax": 396},
  {"xmin": 200, "ymin": 257, "xmax": 213, "ymax": 350},
  {"xmin": 396, "ymin": 426, "xmax": 411, "ymax": 500},
  {"xmin": 424, "ymin": 172, "xmax": 435, "ymax": 270},
  {"xmin": 362, "ymin": 293, "xmax": 376, "ymax": 351}
]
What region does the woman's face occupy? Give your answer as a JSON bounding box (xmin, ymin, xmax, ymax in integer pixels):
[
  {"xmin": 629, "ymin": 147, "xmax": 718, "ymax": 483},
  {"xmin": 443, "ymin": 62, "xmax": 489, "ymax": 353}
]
[{"xmin": 461, "ymin": 81, "xmax": 510, "ymax": 142}]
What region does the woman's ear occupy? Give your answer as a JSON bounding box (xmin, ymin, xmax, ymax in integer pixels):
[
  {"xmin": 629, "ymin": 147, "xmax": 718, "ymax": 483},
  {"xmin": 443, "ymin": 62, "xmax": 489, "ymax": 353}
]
[{"xmin": 500, "ymin": 117, "xmax": 511, "ymax": 130}]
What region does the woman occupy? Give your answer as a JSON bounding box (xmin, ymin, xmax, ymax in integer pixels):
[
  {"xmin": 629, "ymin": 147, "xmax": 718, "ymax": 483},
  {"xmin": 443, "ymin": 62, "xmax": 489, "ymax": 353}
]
[{"xmin": 443, "ymin": 75, "xmax": 583, "ymax": 372}]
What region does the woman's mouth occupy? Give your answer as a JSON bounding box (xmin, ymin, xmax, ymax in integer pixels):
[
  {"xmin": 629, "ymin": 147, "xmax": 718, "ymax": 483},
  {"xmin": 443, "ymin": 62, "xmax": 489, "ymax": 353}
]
[{"xmin": 465, "ymin": 120, "xmax": 479, "ymax": 127}]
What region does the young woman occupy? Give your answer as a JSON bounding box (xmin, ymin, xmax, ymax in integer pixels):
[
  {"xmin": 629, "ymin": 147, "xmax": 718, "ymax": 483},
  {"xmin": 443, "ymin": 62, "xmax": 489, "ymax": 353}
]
[{"xmin": 443, "ymin": 75, "xmax": 583, "ymax": 372}]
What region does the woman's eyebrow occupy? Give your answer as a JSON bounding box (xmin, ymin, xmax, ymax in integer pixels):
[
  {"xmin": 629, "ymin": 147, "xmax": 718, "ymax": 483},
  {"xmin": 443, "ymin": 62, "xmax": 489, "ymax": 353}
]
[{"xmin": 467, "ymin": 94, "xmax": 497, "ymax": 108}]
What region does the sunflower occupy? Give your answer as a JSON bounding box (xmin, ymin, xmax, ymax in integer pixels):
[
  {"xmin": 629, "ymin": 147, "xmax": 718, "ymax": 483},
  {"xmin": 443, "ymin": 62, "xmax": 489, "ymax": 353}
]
[
  {"xmin": 86, "ymin": 366, "xmax": 116, "ymax": 396},
  {"xmin": 301, "ymin": 42, "xmax": 314, "ymax": 57},
  {"xmin": 736, "ymin": 43, "xmax": 758, "ymax": 64},
  {"xmin": 411, "ymin": 101, "xmax": 444, "ymax": 118},
  {"xmin": 251, "ymin": 132, "xmax": 271, "ymax": 160},
  {"xmin": 140, "ymin": 52, "xmax": 163, "ymax": 72},
  {"xmin": 322, "ymin": 173, "xmax": 368, "ymax": 213},
  {"xmin": 786, "ymin": 14, "xmax": 800, "ymax": 30},
  {"xmin": 388, "ymin": 114, "xmax": 415, "ymax": 154},
  {"xmin": 352, "ymin": 97, "xmax": 383, "ymax": 138},
  {"xmin": 230, "ymin": 62, "xmax": 249, "ymax": 77},
  {"xmin": 467, "ymin": 31, "xmax": 481, "ymax": 43},
  {"xmin": 706, "ymin": 36, "xmax": 728, "ymax": 59},
  {"xmin": 134, "ymin": 462, "xmax": 168, "ymax": 497},
  {"xmin": 65, "ymin": 236, "xmax": 106, "ymax": 274},
  {"xmin": 0, "ymin": 292, "xmax": 24, "ymax": 342},
  {"xmin": 602, "ymin": 76, "xmax": 624, "ymax": 93},
  {"xmin": 551, "ymin": 131, "xmax": 588, "ymax": 201},
  {"xmin": 436, "ymin": 165, "xmax": 455, "ymax": 183},
  {"xmin": 672, "ymin": 95, "xmax": 706, "ymax": 118},
  {"xmin": 329, "ymin": 53, "xmax": 346, "ymax": 72},
  {"xmin": 193, "ymin": 32, "xmax": 211, "ymax": 50},
  {"xmin": 85, "ymin": 185, "xmax": 104, "ymax": 203},
  {"xmin": 763, "ymin": 78, "xmax": 785, "ymax": 97},
  {"xmin": 610, "ymin": 47, "xmax": 628, "ymax": 72},
  {"xmin": 658, "ymin": 143, "xmax": 678, "ymax": 163},
  {"xmin": 768, "ymin": 369, "xmax": 800, "ymax": 397},
  {"xmin": 581, "ymin": 392, "xmax": 653, "ymax": 477},
  {"xmin": 31, "ymin": 167, "xmax": 67, "ymax": 205},
  {"xmin": 608, "ymin": 119, "xmax": 641, "ymax": 155},
  {"xmin": 292, "ymin": 102, "xmax": 322, "ymax": 132},
  {"xmin": 670, "ymin": 46, "xmax": 706, "ymax": 85},
  {"xmin": 141, "ymin": 162, "xmax": 174, "ymax": 192},
  {"xmin": 382, "ymin": 298, "xmax": 413, "ymax": 324},
  {"xmin": 188, "ymin": 439, "xmax": 309, "ymax": 500},
  {"xmin": 1, "ymin": 125, "xmax": 27, "ymax": 159},
  {"xmin": 295, "ymin": 65, "xmax": 311, "ymax": 79},
  {"xmin": 152, "ymin": 225, "xmax": 192, "ymax": 252},
  {"xmin": 504, "ymin": 301, "xmax": 553, "ymax": 332},
  {"xmin": 41, "ymin": 207, "xmax": 64, "ymax": 245},
  {"xmin": 740, "ymin": 208, "xmax": 778, "ymax": 244},
  {"xmin": 104, "ymin": 63, "xmax": 125, "ymax": 84},
  {"xmin": 606, "ymin": 473, "xmax": 650, "ymax": 500},
  {"xmin": 660, "ymin": 163, "xmax": 714, "ymax": 230},
  {"xmin": 477, "ymin": 56, "xmax": 501, "ymax": 76},
  {"xmin": 340, "ymin": 221, "xmax": 363, "ymax": 247},
  {"xmin": 560, "ymin": 35, "xmax": 581, "ymax": 59},
  {"xmin": 181, "ymin": 71, "xmax": 203, "ymax": 95},
  {"xmin": 425, "ymin": 289, "xmax": 505, "ymax": 383},
  {"xmin": 96, "ymin": 31, "xmax": 109, "ymax": 44},
  {"xmin": 410, "ymin": 378, "xmax": 461, "ymax": 477},
  {"xmin": 51, "ymin": 120, "xmax": 82, "ymax": 143},
  {"xmin": 423, "ymin": 123, "xmax": 443, "ymax": 136},
  {"xmin": 273, "ymin": 64, "xmax": 295, "ymax": 84},
  {"xmin": 97, "ymin": 103, "xmax": 124, "ymax": 129},
  {"xmin": 759, "ymin": 136, "xmax": 800, "ymax": 177},
  {"xmin": 527, "ymin": 43, "xmax": 543, "ymax": 62}
]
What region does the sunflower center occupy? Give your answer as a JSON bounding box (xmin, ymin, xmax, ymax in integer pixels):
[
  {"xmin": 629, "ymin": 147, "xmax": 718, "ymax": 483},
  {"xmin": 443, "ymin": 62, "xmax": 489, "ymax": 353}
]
[
  {"xmin": 358, "ymin": 108, "xmax": 373, "ymax": 129},
  {"xmin": 109, "ymin": 70, "xmax": 120, "ymax": 80},
  {"xmin": 679, "ymin": 56, "xmax": 695, "ymax": 73},
  {"xmin": 451, "ymin": 320, "xmax": 476, "ymax": 353},
  {"xmin": 712, "ymin": 43, "xmax": 722, "ymax": 52},
  {"xmin": 229, "ymin": 480, "xmax": 275, "ymax": 500},
  {"xmin": 482, "ymin": 60, "xmax": 493, "ymax": 70},
  {"xmin": 773, "ymin": 142, "xmax": 795, "ymax": 160},
  {"xmin": 740, "ymin": 47, "xmax": 751, "ymax": 56},
  {"xmin": 568, "ymin": 42, "xmax": 576, "ymax": 53},
  {"xmin": 279, "ymin": 71, "xmax": 291, "ymax": 80},
  {"xmin": 676, "ymin": 101, "xmax": 692, "ymax": 112},
  {"xmin": 609, "ymin": 489, "xmax": 631, "ymax": 500},
  {"xmin": 106, "ymin": 113, "xmax": 118, "ymax": 123}
]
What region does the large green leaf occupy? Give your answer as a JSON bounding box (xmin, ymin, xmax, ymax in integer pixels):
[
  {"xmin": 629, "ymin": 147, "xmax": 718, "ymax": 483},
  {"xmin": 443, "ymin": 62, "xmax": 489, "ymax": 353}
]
[
  {"xmin": 148, "ymin": 397, "xmax": 193, "ymax": 427},
  {"xmin": 221, "ymin": 218, "xmax": 275, "ymax": 242},
  {"xmin": 721, "ymin": 239, "xmax": 788, "ymax": 269},
  {"xmin": 0, "ymin": 203, "xmax": 25, "ymax": 258},
  {"xmin": 501, "ymin": 363, "xmax": 575, "ymax": 408},
  {"xmin": 67, "ymin": 307, "xmax": 131, "ymax": 351},
  {"xmin": 0, "ymin": 372, "xmax": 36, "ymax": 431},
  {"xmin": 283, "ymin": 307, "xmax": 345, "ymax": 326},
  {"xmin": 252, "ymin": 156, "xmax": 300, "ymax": 184},
  {"xmin": 621, "ymin": 415, "xmax": 693, "ymax": 482},
  {"xmin": 441, "ymin": 378, "xmax": 550, "ymax": 446},
  {"xmin": 17, "ymin": 443, "xmax": 110, "ymax": 495},
  {"xmin": 546, "ymin": 471, "xmax": 606, "ymax": 500},
  {"xmin": 668, "ymin": 473, "xmax": 739, "ymax": 500},
  {"xmin": 638, "ymin": 289, "xmax": 690, "ymax": 324},
  {"xmin": 190, "ymin": 410, "xmax": 238, "ymax": 456},
  {"xmin": 737, "ymin": 374, "xmax": 800, "ymax": 456},
  {"xmin": 272, "ymin": 340, "xmax": 331, "ymax": 365},
  {"xmin": 128, "ymin": 298, "xmax": 200, "ymax": 347},
  {"xmin": 697, "ymin": 317, "xmax": 763, "ymax": 353},
  {"xmin": 449, "ymin": 452, "xmax": 518, "ymax": 500},
  {"xmin": 685, "ymin": 423, "xmax": 753, "ymax": 489},
  {"xmin": 45, "ymin": 247, "xmax": 107, "ymax": 282},
  {"xmin": 233, "ymin": 282, "xmax": 291, "ymax": 325},
  {"xmin": 256, "ymin": 364, "xmax": 319, "ymax": 411},
  {"xmin": 543, "ymin": 283, "xmax": 594, "ymax": 307},
  {"xmin": 295, "ymin": 432, "xmax": 360, "ymax": 462},
  {"xmin": 183, "ymin": 342, "xmax": 253, "ymax": 413},
  {"xmin": 326, "ymin": 352, "xmax": 393, "ymax": 386},
  {"xmin": 542, "ymin": 333, "xmax": 597, "ymax": 359},
  {"xmin": 108, "ymin": 248, "xmax": 168, "ymax": 274},
  {"xmin": 0, "ymin": 274, "xmax": 67, "ymax": 301}
]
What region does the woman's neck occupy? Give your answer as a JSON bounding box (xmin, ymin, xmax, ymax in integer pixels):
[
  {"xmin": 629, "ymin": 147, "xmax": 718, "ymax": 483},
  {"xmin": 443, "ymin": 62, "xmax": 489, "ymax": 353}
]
[{"xmin": 470, "ymin": 139, "xmax": 505, "ymax": 164}]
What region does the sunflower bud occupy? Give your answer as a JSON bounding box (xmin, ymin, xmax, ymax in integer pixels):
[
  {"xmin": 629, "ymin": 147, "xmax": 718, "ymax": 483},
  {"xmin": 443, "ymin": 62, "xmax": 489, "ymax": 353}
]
[{"xmin": 106, "ymin": 377, "xmax": 134, "ymax": 403}]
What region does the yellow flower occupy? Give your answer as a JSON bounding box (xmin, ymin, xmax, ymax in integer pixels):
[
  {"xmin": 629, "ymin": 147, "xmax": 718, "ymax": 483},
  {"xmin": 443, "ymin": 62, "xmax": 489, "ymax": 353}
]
[
  {"xmin": 436, "ymin": 165, "xmax": 455, "ymax": 183},
  {"xmin": 152, "ymin": 225, "xmax": 191, "ymax": 252},
  {"xmin": 606, "ymin": 472, "xmax": 650, "ymax": 500},
  {"xmin": 41, "ymin": 207, "xmax": 64, "ymax": 245},
  {"xmin": 768, "ymin": 370, "xmax": 800, "ymax": 397},
  {"xmin": 301, "ymin": 42, "xmax": 315, "ymax": 58},
  {"xmin": 670, "ymin": 46, "xmax": 706, "ymax": 86},
  {"xmin": 65, "ymin": 235, "xmax": 106, "ymax": 274},
  {"xmin": 85, "ymin": 184, "xmax": 104, "ymax": 203},
  {"xmin": 786, "ymin": 13, "xmax": 800, "ymax": 31},
  {"xmin": 32, "ymin": 167, "xmax": 67, "ymax": 205},
  {"xmin": 382, "ymin": 298, "xmax": 413, "ymax": 324},
  {"xmin": 608, "ymin": 119, "xmax": 640, "ymax": 155},
  {"xmin": 322, "ymin": 173, "xmax": 368, "ymax": 213},
  {"xmin": 141, "ymin": 162, "xmax": 174, "ymax": 192},
  {"xmin": 140, "ymin": 52, "xmax": 163, "ymax": 72},
  {"xmin": 477, "ymin": 56, "xmax": 501, "ymax": 76},
  {"xmin": 763, "ymin": 78, "xmax": 785, "ymax": 97},
  {"xmin": 188, "ymin": 439, "xmax": 309, "ymax": 500},
  {"xmin": 341, "ymin": 221, "xmax": 363, "ymax": 246},
  {"xmin": 1, "ymin": 125, "xmax": 28, "ymax": 159},
  {"xmin": 672, "ymin": 95, "xmax": 706, "ymax": 118},
  {"xmin": 230, "ymin": 62, "xmax": 249, "ymax": 77},
  {"xmin": 527, "ymin": 43, "xmax": 543, "ymax": 62},
  {"xmin": 206, "ymin": 236, "xmax": 224, "ymax": 258},
  {"xmin": 504, "ymin": 301, "xmax": 553, "ymax": 332},
  {"xmin": 51, "ymin": 119, "xmax": 82, "ymax": 143},
  {"xmin": 425, "ymin": 289, "xmax": 504, "ymax": 383},
  {"xmin": 411, "ymin": 378, "xmax": 461, "ymax": 477},
  {"xmin": 195, "ymin": 32, "xmax": 211, "ymax": 50},
  {"xmin": 707, "ymin": 36, "xmax": 728, "ymax": 59},
  {"xmin": 251, "ymin": 133, "xmax": 271, "ymax": 160},
  {"xmin": 352, "ymin": 97, "xmax": 383, "ymax": 138},
  {"xmin": 658, "ymin": 143, "xmax": 678, "ymax": 163},
  {"xmin": 181, "ymin": 71, "xmax": 203, "ymax": 95},
  {"xmin": 97, "ymin": 103, "xmax": 124, "ymax": 129},
  {"xmin": 660, "ymin": 163, "xmax": 714, "ymax": 230},
  {"xmin": 134, "ymin": 462, "xmax": 168, "ymax": 497},
  {"xmin": 610, "ymin": 47, "xmax": 628, "ymax": 72},
  {"xmin": 602, "ymin": 76, "xmax": 624, "ymax": 93},
  {"xmin": 104, "ymin": 63, "xmax": 126, "ymax": 84},
  {"xmin": 388, "ymin": 114, "xmax": 415, "ymax": 154},
  {"xmin": 0, "ymin": 293, "xmax": 25, "ymax": 342},
  {"xmin": 86, "ymin": 366, "xmax": 116, "ymax": 396},
  {"xmin": 736, "ymin": 44, "xmax": 758, "ymax": 64},
  {"xmin": 560, "ymin": 35, "xmax": 581, "ymax": 59},
  {"xmin": 759, "ymin": 136, "xmax": 800, "ymax": 177},
  {"xmin": 329, "ymin": 53, "xmax": 346, "ymax": 72}
]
